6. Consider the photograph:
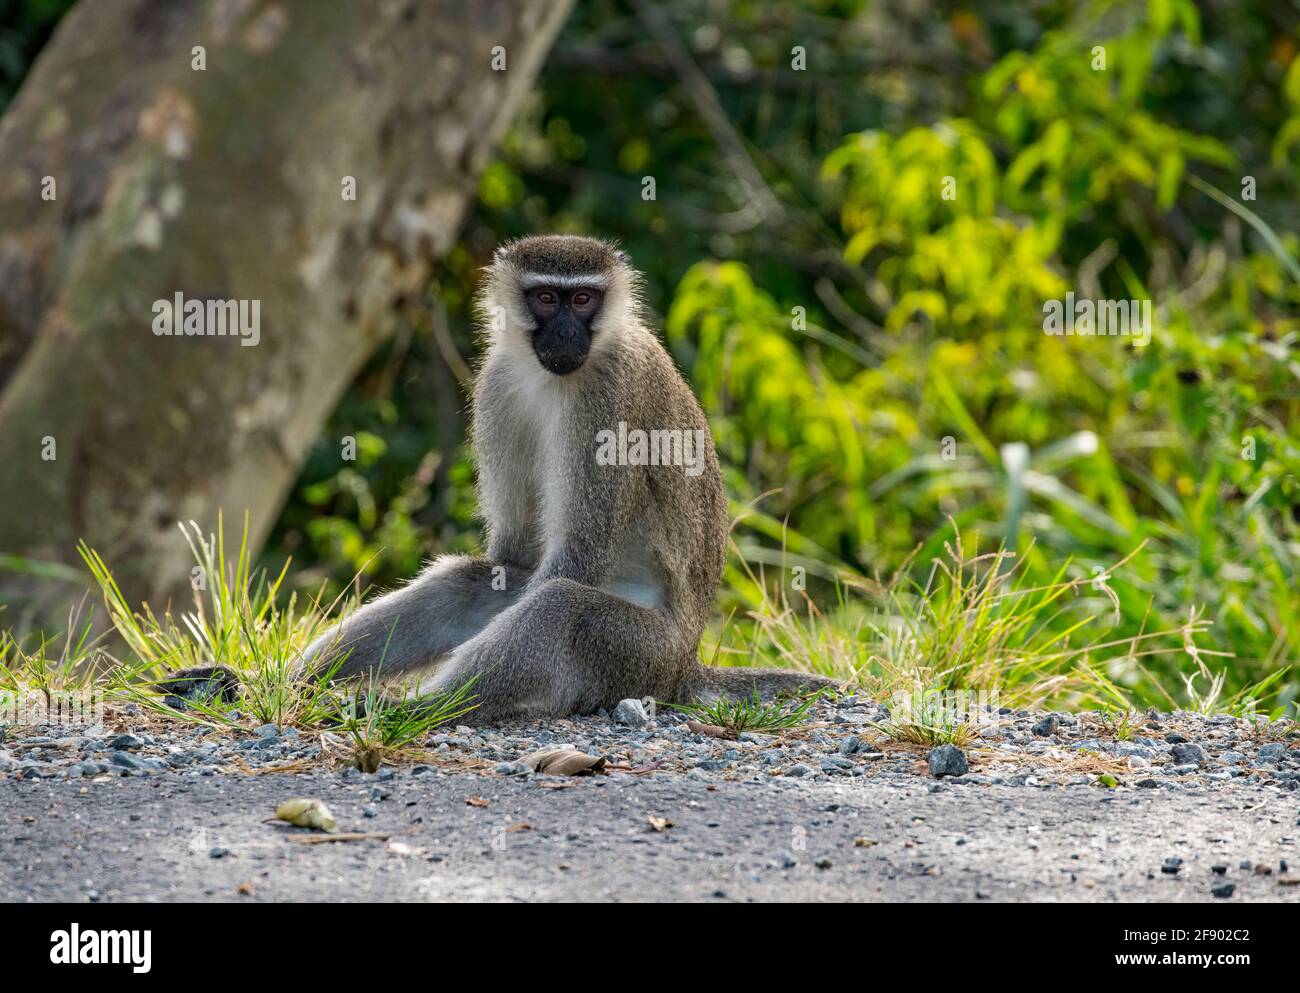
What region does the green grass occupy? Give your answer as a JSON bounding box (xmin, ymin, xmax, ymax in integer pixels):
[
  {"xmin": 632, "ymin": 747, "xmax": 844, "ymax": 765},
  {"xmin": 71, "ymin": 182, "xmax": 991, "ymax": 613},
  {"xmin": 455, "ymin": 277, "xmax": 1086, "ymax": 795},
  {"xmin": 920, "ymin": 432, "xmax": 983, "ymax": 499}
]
[
  {"xmin": 669, "ymin": 690, "xmax": 821, "ymax": 735},
  {"xmin": 335, "ymin": 679, "xmax": 479, "ymax": 772},
  {"xmin": 873, "ymin": 708, "xmax": 979, "ymax": 748},
  {"xmin": 1, "ymin": 515, "xmax": 477, "ymax": 761},
  {"xmin": 707, "ymin": 518, "xmax": 1294, "ymax": 723},
  {"xmin": 1087, "ymin": 709, "xmax": 1142, "ymax": 742}
]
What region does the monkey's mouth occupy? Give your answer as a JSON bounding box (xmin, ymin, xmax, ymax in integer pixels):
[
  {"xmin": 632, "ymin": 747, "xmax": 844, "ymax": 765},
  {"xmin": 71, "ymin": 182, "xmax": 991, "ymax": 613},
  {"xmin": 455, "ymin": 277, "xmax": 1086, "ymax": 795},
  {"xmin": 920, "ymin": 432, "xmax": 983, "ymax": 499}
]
[{"xmin": 534, "ymin": 348, "xmax": 588, "ymax": 375}]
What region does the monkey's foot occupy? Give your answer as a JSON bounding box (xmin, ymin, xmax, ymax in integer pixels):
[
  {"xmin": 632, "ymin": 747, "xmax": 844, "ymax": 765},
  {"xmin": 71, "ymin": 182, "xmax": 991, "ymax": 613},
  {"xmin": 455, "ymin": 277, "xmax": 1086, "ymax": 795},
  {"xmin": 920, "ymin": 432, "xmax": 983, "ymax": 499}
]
[{"xmin": 155, "ymin": 665, "xmax": 242, "ymax": 711}]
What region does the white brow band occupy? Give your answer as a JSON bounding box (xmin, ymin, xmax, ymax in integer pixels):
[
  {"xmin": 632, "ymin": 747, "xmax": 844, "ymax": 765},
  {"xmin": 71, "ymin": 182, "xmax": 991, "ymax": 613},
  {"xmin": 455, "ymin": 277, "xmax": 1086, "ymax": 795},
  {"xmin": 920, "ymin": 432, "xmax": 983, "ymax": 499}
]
[{"xmin": 518, "ymin": 272, "xmax": 611, "ymax": 290}]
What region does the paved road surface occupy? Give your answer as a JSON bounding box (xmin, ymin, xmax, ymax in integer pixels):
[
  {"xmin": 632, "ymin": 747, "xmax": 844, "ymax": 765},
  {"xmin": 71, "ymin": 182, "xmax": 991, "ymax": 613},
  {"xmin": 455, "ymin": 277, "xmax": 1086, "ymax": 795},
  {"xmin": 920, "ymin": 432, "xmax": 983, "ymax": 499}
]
[{"xmin": 3, "ymin": 769, "xmax": 1296, "ymax": 902}]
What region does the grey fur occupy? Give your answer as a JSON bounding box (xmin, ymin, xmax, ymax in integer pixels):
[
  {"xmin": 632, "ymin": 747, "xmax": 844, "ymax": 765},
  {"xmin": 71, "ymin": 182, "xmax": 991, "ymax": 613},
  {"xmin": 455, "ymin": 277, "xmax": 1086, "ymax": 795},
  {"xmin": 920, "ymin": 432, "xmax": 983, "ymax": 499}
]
[{"xmin": 289, "ymin": 236, "xmax": 836, "ymax": 718}]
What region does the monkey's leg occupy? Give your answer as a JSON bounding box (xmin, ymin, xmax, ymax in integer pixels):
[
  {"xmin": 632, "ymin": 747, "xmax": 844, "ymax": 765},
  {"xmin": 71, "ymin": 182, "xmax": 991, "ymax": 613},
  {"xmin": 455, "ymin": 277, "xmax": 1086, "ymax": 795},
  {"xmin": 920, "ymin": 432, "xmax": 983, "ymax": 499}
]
[
  {"xmin": 299, "ymin": 554, "xmax": 532, "ymax": 684},
  {"xmin": 415, "ymin": 577, "xmax": 691, "ymax": 719}
]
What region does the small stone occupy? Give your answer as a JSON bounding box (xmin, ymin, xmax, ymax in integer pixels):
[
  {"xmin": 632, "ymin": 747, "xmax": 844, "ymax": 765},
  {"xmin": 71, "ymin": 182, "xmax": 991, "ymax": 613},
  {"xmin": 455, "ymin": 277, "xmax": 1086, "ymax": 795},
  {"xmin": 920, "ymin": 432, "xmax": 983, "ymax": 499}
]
[
  {"xmin": 1170, "ymin": 742, "xmax": 1207, "ymax": 765},
  {"xmin": 1165, "ymin": 732, "xmax": 1188, "ymax": 744},
  {"xmin": 107, "ymin": 734, "xmax": 144, "ymax": 751},
  {"xmin": 495, "ymin": 761, "xmax": 530, "ymax": 776},
  {"xmin": 208, "ymin": 846, "xmax": 229, "ymax": 859},
  {"xmin": 254, "ymin": 724, "xmax": 279, "ymax": 739},
  {"xmin": 109, "ymin": 751, "xmax": 149, "ymax": 771},
  {"xmin": 1258, "ymin": 743, "xmax": 1287, "ymax": 761},
  {"xmin": 1211, "ymin": 864, "xmax": 1228, "ymax": 875},
  {"xmin": 1031, "ymin": 714, "xmax": 1060, "ymax": 737},
  {"xmin": 1211, "ymin": 882, "xmax": 1235, "ymax": 898},
  {"xmin": 611, "ymin": 698, "xmax": 650, "ymax": 728},
  {"xmin": 927, "ymin": 744, "xmax": 968, "ymax": 778},
  {"xmin": 815, "ymin": 858, "xmax": 832, "ymax": 869},
  {"xmin": 1160, "ymin": 857, "xmax": 1183, "ymax": 874},
  {"xmin": 785, "ymin": 763, "xmax": 812, "ymax": 778}
]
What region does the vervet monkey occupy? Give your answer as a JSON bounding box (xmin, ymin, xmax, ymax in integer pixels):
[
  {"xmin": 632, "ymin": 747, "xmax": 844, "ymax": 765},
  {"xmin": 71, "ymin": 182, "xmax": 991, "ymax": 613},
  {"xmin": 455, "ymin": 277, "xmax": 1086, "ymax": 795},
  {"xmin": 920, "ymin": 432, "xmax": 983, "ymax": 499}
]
[{"xmin": 166, "ymin": 237, "xmax": 834, "ymax": 719}]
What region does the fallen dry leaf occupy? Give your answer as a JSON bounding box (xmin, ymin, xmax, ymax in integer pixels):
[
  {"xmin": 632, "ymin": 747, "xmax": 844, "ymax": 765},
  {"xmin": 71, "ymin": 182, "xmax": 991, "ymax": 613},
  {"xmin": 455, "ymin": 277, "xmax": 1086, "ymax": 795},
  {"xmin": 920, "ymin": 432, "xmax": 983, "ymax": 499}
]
[
  {"xmin": 274, "ymin": 797, "xmax": 338, "ymax": 833},
  {"xmin": 521, "ymin": 748, "xmax": 607, "ymax": 776},
  {"xmin": 854, "ymin": 837, "xmax": 879, "ymax": 847},
  {"xmin": 507, "ymin": 822, "xmax": 532, "ymax": 833},
  {"xmin": 237, "ymin": 881, "xmax": 256, "ymax": 896},
  {"xmin": 647, "ymin": 816, "xmax": 673, "ymax": 832},
  {"xmin": 466, "ymin": 795, "xmax": 489, "ymax": 807}
]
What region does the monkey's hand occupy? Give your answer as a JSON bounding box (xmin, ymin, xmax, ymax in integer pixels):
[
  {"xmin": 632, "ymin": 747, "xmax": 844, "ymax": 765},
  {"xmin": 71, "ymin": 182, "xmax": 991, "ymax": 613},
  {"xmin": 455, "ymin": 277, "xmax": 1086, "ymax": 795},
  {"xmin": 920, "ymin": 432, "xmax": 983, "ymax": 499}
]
[{"xmin": 155, "ymin": 665, "xmax": 242, "ymax": 712}]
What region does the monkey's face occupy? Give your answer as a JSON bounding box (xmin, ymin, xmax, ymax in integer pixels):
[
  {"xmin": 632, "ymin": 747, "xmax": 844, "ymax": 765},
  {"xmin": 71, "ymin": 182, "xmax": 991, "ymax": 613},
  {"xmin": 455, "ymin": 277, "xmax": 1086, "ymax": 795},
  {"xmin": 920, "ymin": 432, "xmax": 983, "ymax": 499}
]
[{"xmin": 524, "ymin": 286, "xmax": 603, "ymax": 375}]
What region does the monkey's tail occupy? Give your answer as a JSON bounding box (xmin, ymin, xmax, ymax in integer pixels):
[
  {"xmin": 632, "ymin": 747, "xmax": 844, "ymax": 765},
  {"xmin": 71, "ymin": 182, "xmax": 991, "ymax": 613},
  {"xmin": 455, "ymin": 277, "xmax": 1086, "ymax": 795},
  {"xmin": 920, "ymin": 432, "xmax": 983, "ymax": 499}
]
[{"xmin": 682, "ymin": 664, "xmax": 842, "ymax": 704}]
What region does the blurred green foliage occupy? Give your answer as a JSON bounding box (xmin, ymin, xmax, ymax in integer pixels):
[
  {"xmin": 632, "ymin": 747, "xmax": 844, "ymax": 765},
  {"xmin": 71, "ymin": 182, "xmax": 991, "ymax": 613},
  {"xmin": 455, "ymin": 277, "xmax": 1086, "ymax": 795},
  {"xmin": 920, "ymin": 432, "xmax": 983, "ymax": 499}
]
[{"xmin": 4, "ymin": 0, "xmax": 1297, "ymax": 710}]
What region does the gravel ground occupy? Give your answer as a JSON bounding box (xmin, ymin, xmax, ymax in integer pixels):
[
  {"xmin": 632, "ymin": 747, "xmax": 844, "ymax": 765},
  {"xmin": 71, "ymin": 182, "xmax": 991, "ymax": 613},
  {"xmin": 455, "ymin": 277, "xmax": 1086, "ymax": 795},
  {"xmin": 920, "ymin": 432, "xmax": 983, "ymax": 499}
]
[{"xmin": 2, "ymin": 697, "xmax": 1298, "ymax": 902}]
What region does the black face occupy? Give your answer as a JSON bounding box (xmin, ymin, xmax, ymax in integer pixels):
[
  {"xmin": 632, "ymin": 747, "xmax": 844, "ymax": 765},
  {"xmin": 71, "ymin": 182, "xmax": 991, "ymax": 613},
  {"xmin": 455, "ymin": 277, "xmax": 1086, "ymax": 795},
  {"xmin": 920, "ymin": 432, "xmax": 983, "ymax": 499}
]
[{"xmin": 525, "ymin": 286, "xmax": 603, "ymax": 375}]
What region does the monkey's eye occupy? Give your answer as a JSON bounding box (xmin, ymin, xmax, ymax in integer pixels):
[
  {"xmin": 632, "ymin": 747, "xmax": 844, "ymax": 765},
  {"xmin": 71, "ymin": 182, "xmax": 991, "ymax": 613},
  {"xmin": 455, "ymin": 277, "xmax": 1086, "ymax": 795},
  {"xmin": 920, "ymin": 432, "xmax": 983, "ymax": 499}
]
[
  {"xmin": 570, "ymin": 289, "xmax": 602, "ymax": 313},
  {"xmin": 536, "ymin": 290, "xmax": 558, "ymax": 306}
]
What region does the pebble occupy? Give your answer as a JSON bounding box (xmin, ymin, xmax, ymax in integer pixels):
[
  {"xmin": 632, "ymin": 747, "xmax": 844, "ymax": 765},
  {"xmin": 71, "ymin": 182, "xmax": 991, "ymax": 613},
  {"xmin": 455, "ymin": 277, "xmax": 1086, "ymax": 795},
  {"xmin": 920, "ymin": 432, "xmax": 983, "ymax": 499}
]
[
  {"xmin": 1031, "ymin": 714, "xmax": 1060, "ymax": 737},
  {"xmin": 1170, "ymin": 742, "xmax": 1207, "ymax": 766},
  {"xmin": 927, "ymin": 744, "xmax": 968, "ymax": 778},
  {"xmin": 611, "ymin": 698, "xmax": 650, "ymax": 728}
]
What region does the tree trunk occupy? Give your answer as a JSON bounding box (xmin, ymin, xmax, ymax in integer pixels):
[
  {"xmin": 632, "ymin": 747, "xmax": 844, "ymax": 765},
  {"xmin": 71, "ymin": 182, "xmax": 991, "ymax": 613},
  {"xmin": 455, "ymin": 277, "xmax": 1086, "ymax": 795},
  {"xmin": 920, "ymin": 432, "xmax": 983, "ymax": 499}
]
[{"xmin": 0, "ymin": 0, "xmax": 572, "ymax": 624}]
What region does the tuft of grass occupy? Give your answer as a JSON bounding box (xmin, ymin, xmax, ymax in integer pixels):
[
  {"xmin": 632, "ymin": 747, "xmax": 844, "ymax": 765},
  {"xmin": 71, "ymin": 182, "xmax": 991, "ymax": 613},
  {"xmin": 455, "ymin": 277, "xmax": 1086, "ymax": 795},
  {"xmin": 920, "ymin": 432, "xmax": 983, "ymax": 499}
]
[
  {"xmin": 78, "ymin": 514, "xmax": 367, "ymax": 730},
  {"xmin": 872, "ymin": 689, "xmax": 982, "ymax": 747},
  {"xmin": 874, "ymin": 718, "xmax": 978, "ymax": 748},
  {"xmin": 4, "ymin": 515, "xmax": 482, "ymax": 769},
  {"xmin": 715, "ymin": 517, "xmax": 1230, "ymax": 718},
  {"xmin": 0, "ymin": 598, "xmax": 104, "ymax": 700},
  {"xmin": 335, "ymin": 679, "xmax": 480, "ymax": 772},
  {"xmin": 1087, "ymin": 709, "xmax": 1142, "ymax": 742},
  {"xmin": 670, "ymin": 690, "xmax": 820, "ymax": 735}
]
